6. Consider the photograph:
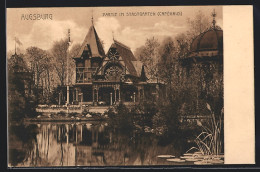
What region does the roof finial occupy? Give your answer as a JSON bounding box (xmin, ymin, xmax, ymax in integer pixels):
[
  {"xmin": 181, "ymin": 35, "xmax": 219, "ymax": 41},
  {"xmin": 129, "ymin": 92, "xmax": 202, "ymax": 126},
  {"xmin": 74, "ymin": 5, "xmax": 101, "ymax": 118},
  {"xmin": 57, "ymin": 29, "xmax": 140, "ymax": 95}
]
[
  {"xmin": 211, "ymin": 9, "xmax": 216, "ymax": 28},
  {"xmin": 14, "ymin": 37, "xmax": 17, "ymax": 55},
  {"xmin": 112, "ymin": 31, "xmax": 115, "ymax": 41},
  {"xmin": 91, "ymin": 9, "xmax": 94, "ymax": 25}
]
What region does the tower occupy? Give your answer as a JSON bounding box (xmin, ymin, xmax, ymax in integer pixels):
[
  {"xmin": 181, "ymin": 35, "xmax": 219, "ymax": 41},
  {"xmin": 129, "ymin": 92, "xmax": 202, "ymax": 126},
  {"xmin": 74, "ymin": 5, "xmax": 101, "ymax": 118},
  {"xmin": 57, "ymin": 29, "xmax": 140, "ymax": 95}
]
[{"xmin": 73, "ymin": 18, "xmax": 105, "ymax": 83}]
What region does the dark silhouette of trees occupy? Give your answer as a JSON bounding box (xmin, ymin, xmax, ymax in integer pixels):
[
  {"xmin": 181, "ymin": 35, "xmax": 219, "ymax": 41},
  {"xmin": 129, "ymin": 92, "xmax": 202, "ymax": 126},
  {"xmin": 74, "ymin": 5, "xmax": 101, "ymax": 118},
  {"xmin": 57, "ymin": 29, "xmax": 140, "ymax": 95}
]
[
  {"xmin": 8, "ymin": 53, "xmax": 36, "ymax": 120},
  {"xmin": 25, "ymin": 47, "xmax": 52, "ymax": 104}
]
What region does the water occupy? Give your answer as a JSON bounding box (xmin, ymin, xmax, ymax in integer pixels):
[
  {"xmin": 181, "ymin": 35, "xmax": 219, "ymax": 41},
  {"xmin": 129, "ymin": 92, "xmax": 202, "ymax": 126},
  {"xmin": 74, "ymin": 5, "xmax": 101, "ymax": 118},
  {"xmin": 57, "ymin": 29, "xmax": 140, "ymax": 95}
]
[{"xmin": 8, "ymin": 121, "xmax": 192, "ymax": 167}]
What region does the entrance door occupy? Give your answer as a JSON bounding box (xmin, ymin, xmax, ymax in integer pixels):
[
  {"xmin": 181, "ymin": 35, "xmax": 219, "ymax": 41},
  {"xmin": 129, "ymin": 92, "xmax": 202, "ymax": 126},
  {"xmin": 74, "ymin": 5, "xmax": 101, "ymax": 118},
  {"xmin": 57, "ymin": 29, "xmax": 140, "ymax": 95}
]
[{"xmin": 98, "ymin": 87, "xmax": 114, "ymax": 105}]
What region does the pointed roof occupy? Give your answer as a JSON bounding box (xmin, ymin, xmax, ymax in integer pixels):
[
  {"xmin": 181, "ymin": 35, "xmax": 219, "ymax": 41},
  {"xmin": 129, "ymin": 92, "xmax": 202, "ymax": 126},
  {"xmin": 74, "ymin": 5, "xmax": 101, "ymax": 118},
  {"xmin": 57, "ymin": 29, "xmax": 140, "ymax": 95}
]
[
  {"xmin": 109, "ymin": 40, "xmax": 138, "ymax": 76},
  {"xmin": 140, "ymin": 65, "xmax": 147, "ymax": 82},
  {"xmin": 75, "ymin": 25, "xmax": 105, "ymax": 58}
]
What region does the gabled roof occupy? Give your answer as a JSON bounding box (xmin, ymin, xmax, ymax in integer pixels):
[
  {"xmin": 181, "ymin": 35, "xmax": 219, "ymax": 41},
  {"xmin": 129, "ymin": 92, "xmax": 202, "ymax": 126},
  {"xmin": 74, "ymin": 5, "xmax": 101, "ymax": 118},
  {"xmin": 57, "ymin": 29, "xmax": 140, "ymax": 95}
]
[
  {"xmin": 132, "ymin": 60, "xmax": 143, "ymax": 77},
  {"xmin": 75, "ymin": 25, "xmax": 105, "ymax": 58},
  {"xmin": 109, "ymin": 40, "xmax": 138, "ymax": 77}
]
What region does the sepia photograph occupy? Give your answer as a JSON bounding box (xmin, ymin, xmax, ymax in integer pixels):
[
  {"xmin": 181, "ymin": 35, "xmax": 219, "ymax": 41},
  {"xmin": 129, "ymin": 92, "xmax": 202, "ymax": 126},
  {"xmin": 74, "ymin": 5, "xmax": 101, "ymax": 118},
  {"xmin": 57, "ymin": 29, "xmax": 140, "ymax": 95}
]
[{"xmin": 7, "ymin": 6, "xmax": 225, "ymax": 167}]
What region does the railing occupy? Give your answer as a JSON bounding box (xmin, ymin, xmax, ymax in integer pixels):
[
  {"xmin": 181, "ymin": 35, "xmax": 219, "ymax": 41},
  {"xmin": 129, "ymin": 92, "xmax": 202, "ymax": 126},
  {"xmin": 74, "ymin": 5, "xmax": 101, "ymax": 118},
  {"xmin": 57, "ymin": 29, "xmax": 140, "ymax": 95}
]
[
  {"xmin": 76, "ymin": 67, "xmax": 98, "ymax": 83},
  {"xmin": 76, "ymin": 67, "xmax": 98, "ymax": 72}
]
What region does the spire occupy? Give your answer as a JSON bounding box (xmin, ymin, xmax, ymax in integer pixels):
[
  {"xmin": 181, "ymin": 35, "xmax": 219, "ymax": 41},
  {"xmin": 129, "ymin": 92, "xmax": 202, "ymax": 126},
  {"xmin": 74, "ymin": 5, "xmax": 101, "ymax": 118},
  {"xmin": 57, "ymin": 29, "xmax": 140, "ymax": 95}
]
[
  {"xmin": 14, "ymin": 37, "xmax": 23, "ymax": 55},
  {"xmin": 91, "ymin": 9, "xmax": 94, "ymax": 25},
  {"xmin": 76, "ymin": 22, "xmax": 105, "ymax": 58},
  {"xmin": 211, "ymin": 9, "xmax": 216, "ymax": 28},
  {"xmin": 68, "ymin": 29, "xmax": 71, "ymax": 44},
  {"xmin": 140, "ymin": 65, "xmax": 147, "ymax": 82}
]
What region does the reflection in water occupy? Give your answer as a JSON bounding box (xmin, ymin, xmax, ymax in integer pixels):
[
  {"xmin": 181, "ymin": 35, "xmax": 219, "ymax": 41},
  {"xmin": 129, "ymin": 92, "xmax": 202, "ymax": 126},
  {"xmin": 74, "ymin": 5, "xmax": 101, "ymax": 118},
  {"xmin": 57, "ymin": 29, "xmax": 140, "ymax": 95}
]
[{"xmin": 9, "ymin": 122, "xmax": 189, "ymax": 167}]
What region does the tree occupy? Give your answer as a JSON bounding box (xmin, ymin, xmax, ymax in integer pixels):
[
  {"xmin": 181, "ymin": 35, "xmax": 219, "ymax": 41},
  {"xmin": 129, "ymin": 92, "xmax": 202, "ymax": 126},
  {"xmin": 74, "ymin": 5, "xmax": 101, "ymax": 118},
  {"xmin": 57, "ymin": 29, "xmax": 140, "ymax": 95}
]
[
  {"xmin": 8, "ymin": 53, "xmax": 35, "ymax": 120},
  {"xmin": 175, "ymin": 33, "xmax": 190, "ymax": 59},
  {"xmin": 51, "ymin": 39, "xmax": 69, "ymax": 86},
  {"xmin": 157, "ymin": 37, "xmax": 178, "ymax": 100},
  {"xmin": 186, "ymin": 10, "xmax": 211, "ymax": 40},
  {"xmin": 135, "ymin": 37, "xmax": 160, "ymax": 80},
  {"xmin": 26, "ymin": 47, "xmax": 51, "ymax": 103},
  {"xmin": 174, "ymin": 10, "xmax": 223, "ymax": 117},
  {"xmin": 169, "ymin": 10, "xmax": 214, "ymax": 116},
  {"xmin": 51, "ymin": 40, "xmax": 79, "ymax": 86}
]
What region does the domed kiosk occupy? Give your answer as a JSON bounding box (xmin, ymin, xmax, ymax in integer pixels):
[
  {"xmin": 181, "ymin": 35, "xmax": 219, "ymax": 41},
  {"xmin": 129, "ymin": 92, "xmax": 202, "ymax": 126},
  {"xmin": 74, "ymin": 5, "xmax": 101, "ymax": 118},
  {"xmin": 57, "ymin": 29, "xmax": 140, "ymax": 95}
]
[
  {"xmin": 180, "ymin": 9, "xmax": 223, "ymax": 117},
  {"xmin": 189, "ymin": 27, "xmax": 223, "ymax": 57},
  {"xmin": 187, "ymin": 11, "xmax": 223, "ymax": 62}
]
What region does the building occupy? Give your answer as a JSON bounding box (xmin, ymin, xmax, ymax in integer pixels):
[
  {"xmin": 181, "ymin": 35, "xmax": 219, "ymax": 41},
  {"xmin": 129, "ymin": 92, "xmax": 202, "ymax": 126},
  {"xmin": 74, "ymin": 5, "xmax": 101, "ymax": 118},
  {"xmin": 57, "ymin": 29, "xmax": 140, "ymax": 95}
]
[
  {"xmin": 180, "ymin": 10, "xmax": 223, "ymax": 117},
  {"xmin": 69, "ymin": 22, "xmax": 165, "ymax": 106}
]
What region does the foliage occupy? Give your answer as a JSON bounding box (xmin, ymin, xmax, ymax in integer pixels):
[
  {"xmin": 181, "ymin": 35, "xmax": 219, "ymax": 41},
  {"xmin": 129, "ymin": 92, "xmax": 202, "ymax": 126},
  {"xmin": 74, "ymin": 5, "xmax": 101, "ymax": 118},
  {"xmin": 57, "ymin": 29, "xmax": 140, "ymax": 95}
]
[
  {"xmin": 175, "ymin": 33, "xmax": 190, "ymax": 59},
  {"xmin": 152, "ymin": 95, "xmax": 182, "ymax": 136},
  {"xmin": 8, "ymin": 53, "xmax": 36, "ymax": 120},
  {"xmin": 51, "ymin": 39, "xmax": 69, "ymax": 86},
  {"xmin": 20, "ymin": 41, "xmax": 80, "ymax": 105},
  {"xmin": 51, "ymin": 40, "xmax": 78, "ymax": 86},
  {"xmin": 187, "ymin": 103, "xmax": 224, "ymax": 155},
  {"xmin": 48, "ymin": 87, "xmax": 60, "ymax": 105},
  {"xmin": 105, "ymin": 101, "xmax": 161, "ymax": 134},
  {"xmin": 8, "ymin": 41, "xmax": 81, "ymax": 118},
  {"xmin": 152, "ymin": 111, "xmax": 167, "ymax": 135},
  {"xmin": 106, "ymin": 103, "xmax": 134, "ymax": 132},
  {"xmin": 24, "ymin": 46, "xmax": 59, "ymax": 105},
  {"xmin": 157, "ymin": 37, "xmax": 179, "ymax": 101},
  {"xmin": 132, "ymin": 100, "xmax": 158, "ymax": 127},
  {"xmin": 135, "ymin": 37, "xmax": 160, "ymax": 80},
  {"xmin": 8, "ymin": 123, "xmax": 38, "ymax": 166},
  {"xmin": 186, "ymin": 10, "xmax": 211, "ymax": 40}
]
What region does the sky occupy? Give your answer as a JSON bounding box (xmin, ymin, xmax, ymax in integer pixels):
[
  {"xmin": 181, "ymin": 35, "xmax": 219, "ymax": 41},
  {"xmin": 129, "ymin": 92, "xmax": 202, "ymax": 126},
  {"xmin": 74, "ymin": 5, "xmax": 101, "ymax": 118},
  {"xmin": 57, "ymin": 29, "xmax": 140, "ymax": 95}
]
[{"xmin": 6, "ymin": 6, "xmax": 222, "ymax": 54}]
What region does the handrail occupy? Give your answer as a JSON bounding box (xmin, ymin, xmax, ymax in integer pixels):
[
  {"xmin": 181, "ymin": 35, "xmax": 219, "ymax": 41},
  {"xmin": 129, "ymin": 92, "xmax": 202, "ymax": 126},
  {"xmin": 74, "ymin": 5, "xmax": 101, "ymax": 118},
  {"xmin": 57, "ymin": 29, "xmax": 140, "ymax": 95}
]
[{"xmin": 76, "ymin": 67, "xmax": 98, "ymax": 72}]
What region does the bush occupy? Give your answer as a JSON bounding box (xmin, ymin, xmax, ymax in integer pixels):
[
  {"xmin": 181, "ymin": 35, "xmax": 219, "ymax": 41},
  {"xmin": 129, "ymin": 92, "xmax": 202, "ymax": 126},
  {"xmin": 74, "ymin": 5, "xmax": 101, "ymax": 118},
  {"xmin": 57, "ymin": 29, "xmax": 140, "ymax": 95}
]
[
  {"xmin": 106, "ymin": 103, "xmax": 134, "ymax": 132},
  {"xmin": 152, "ymin": 111, "xmax": 167, "ymax": 135},
  {"xmin": 132, "ymin": 100, "xmax": 158, "ymax": 128}
]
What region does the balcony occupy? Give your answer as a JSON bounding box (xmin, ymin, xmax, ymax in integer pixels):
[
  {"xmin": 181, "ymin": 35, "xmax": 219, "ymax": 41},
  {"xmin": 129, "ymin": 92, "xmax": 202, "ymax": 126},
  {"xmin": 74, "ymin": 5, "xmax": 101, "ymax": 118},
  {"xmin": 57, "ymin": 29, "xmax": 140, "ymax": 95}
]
[{"xmin": 76, "ymin": 67, "xmax": 98, "ymax": 83}]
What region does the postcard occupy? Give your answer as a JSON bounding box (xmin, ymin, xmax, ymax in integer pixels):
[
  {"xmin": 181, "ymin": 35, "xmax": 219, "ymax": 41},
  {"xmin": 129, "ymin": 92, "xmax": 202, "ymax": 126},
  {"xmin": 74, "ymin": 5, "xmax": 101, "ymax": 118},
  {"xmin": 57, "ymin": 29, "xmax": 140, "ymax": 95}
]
[{"xmin": 6, "ymin": 5, "xmax": 254, "ymax": 167}]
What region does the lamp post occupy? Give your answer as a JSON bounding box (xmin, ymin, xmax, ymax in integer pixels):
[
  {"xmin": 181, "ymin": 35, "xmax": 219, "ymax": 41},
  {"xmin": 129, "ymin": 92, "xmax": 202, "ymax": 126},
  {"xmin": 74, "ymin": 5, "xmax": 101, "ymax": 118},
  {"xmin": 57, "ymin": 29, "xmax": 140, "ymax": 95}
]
[
  {"xmin": 66, "ymin": 29, "xmax": 71, "ymax": 106},
  {"xmin": 110, "ymin": 92, "xmax": 113, "ymax": 106},
  {"xmin": 58, "ymin": 92, "xmax": 61, "ymax": 105}
]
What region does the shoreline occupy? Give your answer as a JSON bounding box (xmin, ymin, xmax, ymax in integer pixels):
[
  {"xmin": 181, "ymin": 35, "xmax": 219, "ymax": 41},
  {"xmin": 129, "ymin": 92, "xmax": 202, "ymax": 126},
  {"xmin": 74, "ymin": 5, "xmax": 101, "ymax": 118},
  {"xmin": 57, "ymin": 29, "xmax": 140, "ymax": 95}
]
[{"xmin": 23, "ymin": 116, "xmax": 108, "ymax": 123}]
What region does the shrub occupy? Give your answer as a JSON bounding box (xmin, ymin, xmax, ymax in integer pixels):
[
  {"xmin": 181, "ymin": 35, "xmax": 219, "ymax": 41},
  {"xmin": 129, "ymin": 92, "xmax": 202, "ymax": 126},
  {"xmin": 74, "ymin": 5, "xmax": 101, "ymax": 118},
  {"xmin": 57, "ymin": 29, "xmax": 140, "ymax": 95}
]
[
  {"xmin": 152, "ymin": 111, "xmax": 167, "ymax": 135},
  {"xmin": 107, "ymin": 103, "xmax": 134, "ymax": 132},
  {"xmin": 132, "ymin": 100, "xmax": 158, "ymax": 128},
  {"xmin": 187, "ymin": 103, "xmax": 224, "ymax": 155}
]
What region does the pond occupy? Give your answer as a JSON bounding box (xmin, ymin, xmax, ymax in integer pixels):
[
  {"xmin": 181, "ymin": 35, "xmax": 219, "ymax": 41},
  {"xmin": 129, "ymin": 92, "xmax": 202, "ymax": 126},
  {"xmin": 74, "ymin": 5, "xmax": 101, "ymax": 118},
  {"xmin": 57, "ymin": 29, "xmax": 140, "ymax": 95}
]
[{"xmin": 8, "ymin": 121, "xmax": 198, "ymax": 167}]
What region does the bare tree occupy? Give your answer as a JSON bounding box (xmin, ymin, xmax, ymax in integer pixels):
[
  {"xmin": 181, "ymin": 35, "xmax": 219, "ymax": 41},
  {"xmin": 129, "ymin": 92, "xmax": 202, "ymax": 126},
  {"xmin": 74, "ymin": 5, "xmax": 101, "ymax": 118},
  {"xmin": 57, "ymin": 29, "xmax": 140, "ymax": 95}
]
[
  {"xmin": 135, "ymin": 37, "xmax": 160, "ymax": 80},
  {"xmin": 186, "ymin": 10, "xmax": 211, "ymax": 40},
  {"xmin": 175, "ymin": 33, "xmax": 190, "ymax": 59},
  {"xmin": 51, "ymin": 40, "xmax": 80, "ymax": 86},
  {"xmin": 26, "ymin": 47, "xmax": 51, "ymax": 103},
  {"xmin": 51, "ymin": 39, "xmax": 69, "ymax": 86}
]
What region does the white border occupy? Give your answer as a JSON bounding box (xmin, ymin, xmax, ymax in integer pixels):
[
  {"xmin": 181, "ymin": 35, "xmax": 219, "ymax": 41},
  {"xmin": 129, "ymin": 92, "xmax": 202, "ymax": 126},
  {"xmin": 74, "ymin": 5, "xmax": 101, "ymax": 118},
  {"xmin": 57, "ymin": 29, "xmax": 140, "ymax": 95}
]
[{"xmin": 224, "ymin": 5, "xmax": 255, "ymax": 164}]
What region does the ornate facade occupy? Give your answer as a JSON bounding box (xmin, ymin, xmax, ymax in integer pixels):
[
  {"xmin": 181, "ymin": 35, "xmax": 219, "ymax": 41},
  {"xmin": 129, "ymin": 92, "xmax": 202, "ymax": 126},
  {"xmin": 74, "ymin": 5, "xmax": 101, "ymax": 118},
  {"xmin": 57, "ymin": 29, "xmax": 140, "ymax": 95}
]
[{"xmin": 70, "ymin": 23, "xmax": 165, "ymax": 106}]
